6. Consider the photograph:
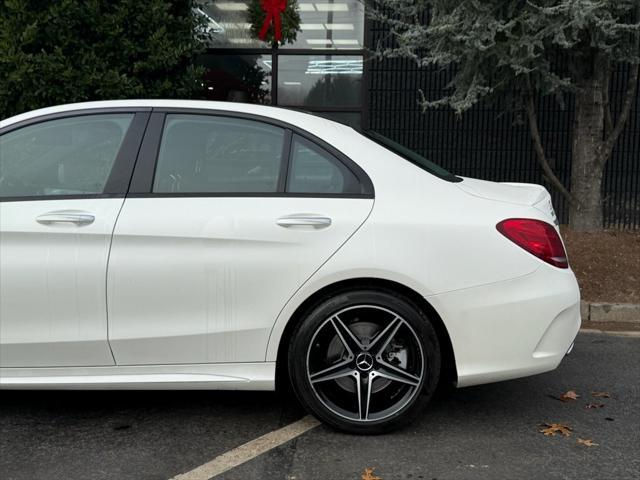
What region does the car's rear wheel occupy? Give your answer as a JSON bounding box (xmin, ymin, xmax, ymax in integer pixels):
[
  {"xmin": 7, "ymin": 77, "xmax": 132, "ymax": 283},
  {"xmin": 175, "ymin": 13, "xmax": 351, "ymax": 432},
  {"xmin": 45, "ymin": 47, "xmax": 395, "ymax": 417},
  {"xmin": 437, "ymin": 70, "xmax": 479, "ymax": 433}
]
[{"xmin": 288, "ymin": 289, "xmax": 441, "ymax": 434}]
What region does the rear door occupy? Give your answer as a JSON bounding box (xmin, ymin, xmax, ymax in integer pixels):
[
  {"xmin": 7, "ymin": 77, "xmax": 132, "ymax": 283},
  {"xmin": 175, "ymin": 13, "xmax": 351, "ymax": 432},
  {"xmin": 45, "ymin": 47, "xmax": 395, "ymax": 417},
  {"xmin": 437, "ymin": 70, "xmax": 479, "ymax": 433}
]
[
  {"xmin": 107, "ymin": 111, "xmax": 374, "ymax": 365},
  {"xmin": 0, "ymin": 110, "xmax": 148, "ymax": 367}
]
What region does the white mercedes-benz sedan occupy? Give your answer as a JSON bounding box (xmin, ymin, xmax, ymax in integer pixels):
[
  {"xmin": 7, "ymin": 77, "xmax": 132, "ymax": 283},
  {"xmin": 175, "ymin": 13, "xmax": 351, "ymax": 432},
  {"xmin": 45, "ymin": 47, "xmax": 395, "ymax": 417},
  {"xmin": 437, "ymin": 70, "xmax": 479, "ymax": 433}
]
[{"xmin": 0, "ymin": 100, "xmax": 580, "ymax": 433}]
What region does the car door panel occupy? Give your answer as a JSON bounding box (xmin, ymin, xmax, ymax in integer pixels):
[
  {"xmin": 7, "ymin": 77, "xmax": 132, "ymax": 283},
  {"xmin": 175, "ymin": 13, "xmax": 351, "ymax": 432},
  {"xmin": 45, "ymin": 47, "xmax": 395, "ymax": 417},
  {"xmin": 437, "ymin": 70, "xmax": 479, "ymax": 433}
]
[
  {"xmin": 0, "ymin": 111, "xmax": 146, "ymax": 368},
  {"xmin": 0, "ymin": 199, "xmax": 125, "ymax": 367},
  {"xmin": 106, "ymin": 197, "xmax": 373, "ymax": 365}
]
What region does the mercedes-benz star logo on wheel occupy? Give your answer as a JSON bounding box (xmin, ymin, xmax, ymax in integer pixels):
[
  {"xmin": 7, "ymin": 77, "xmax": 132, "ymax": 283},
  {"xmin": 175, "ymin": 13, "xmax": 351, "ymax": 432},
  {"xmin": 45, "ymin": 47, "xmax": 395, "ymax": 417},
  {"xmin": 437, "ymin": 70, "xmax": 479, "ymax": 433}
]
[{"xmin": 356, "ymin": 352, "xmax": 374, "ymax": 371}]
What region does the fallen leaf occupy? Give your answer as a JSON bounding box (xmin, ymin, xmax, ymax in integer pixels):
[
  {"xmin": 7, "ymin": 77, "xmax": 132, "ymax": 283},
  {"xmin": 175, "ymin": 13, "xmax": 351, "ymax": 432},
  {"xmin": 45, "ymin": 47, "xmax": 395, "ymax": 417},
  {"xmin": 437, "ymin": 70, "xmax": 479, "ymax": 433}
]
[
  {"xmin": 592, "ymin": 391, "xmax": 611, "ymax": 398},
  {"xmin": 584, "ymin": 403, "xmax": 605, "ymax": 409},
  {"xmin": 539, "ymin": 423, "xmax": 572, "ymax": 437},
  {"xmin": 560, "ymin": 390, "xmax": 580, "ymax": 402},
  {"xmin": 577, "ymin": 438, "xmax": 599, "ymax": 447},
  {"xmin": 362, "ymin": 468, "xmax": 382, "ymax": 480}
]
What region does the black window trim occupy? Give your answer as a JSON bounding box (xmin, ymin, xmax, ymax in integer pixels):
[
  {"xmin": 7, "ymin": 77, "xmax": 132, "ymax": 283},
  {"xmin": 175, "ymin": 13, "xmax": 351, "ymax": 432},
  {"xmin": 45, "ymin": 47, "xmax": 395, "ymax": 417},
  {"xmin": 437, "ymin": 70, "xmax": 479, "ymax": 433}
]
[
  {"xmin": 0, "ymin": 108, "xmax": 151, "ymax": 203},
  {"xmin": 127, "ymin": 107, "xmax": 374, "ymax": 199},
  {"xmin": 277, "ymin": 129, "xmax": 293, "ymax": 193}
]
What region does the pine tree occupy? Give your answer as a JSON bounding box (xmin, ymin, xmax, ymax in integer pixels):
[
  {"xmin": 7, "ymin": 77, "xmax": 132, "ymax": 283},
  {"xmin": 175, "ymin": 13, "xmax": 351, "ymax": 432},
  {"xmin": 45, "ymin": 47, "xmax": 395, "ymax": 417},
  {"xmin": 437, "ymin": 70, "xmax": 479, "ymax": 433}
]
[
  {"xmin": 372, "ymin": 0, "xmax": 640, "ymax": 231},
  {"xmin": 0, "ymin": 0, "xmax": 209, "ymax": 119}
]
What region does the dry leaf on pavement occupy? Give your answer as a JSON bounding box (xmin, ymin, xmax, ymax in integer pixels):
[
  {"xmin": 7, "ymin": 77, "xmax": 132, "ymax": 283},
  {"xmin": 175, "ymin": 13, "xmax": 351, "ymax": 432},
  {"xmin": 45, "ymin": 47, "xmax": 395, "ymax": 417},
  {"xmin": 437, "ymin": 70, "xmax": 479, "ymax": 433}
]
[
  {"xmin": 584, "ymin": 403, "xmax": 605, "ymax": 409},
  {"xmin": 559, "ymin": 390, "xmax": 580, "ymax": 402},
  {"xmin": 591, "ymin": 391, "xmax": 611, "ymax": 398},
  {"xmin": 577, "ymin": 438, "xmax": 599, "ymax": 447},
  {"xmin": 539, "ymin": 423, "xmax": 572, "ymax": 437},
  {"xmin": 362, "ymin": 467, "xmax": 382, "ymax": 480}
]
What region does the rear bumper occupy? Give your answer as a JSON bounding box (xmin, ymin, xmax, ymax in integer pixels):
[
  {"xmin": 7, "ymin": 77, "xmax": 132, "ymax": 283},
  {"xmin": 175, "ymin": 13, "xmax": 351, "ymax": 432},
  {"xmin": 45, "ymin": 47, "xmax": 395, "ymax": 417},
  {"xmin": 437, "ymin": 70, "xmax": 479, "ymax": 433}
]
[{"xmin": 427, "ymin": 266, "xmax": 581, "ymax": 388}]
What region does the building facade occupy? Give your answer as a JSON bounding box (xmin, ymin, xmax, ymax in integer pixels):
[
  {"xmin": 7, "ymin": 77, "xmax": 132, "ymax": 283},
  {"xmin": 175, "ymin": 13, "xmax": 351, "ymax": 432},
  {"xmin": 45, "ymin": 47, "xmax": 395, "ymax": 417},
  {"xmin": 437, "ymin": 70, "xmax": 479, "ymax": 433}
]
[{"xmin": 196, "ymin": 1, "xmax": 640, "ymax": 228}]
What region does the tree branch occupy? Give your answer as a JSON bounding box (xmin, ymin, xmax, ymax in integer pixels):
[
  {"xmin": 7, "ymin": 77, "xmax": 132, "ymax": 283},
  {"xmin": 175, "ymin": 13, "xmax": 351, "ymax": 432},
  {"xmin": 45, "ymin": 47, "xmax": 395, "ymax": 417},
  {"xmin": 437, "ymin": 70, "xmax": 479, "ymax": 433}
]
[
  {"xmin": 602, "ymin": 63, "xmax": 639, "ymax": 162},
  {"xmin": 602, "ymin": 7, "xmax": 640, "ymax": 164},
  {"xmin": 602, "ymin": 62, "xmax": 613, "ymax": 138},
  {"xmin": 524, "ymin": 88, "xmax": 575, "ymax": 204}
]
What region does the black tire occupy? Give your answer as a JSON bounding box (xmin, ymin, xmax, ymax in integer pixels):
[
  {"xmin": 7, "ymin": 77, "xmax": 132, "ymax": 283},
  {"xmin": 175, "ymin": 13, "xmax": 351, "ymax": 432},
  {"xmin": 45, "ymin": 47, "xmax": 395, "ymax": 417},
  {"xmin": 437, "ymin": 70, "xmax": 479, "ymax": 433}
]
[{"xmin": 288, "ymin": 288, "xmax": 441, "ymax": 434}]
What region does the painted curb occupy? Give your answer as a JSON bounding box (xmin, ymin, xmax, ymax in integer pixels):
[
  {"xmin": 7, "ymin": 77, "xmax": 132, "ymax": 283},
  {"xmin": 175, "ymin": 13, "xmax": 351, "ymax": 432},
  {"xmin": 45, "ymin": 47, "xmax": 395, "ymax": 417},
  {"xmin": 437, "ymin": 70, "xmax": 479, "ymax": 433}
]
[
  {"xmin": 581, "ymin": 301, "xmax": 640, "ymax": 324},
  {"xmin": 580, "ymin": 328, "xmax": 640, "ymax": 338}
]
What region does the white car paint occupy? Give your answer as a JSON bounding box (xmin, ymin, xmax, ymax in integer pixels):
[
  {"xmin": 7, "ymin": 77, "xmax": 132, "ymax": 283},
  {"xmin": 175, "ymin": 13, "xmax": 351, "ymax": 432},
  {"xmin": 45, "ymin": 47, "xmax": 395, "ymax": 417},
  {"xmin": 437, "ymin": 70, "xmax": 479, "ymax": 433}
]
[
  {"xmin": 0, "ymin": 198, "xmax": 122, "ymax": 367},
  {"xmin": 0, "ymin": 100, "xmax": 580, "ymax": 390},
  {"xmin": 0, "ymin": 362, "xmax": 275, "ymax": 390},
  {"xmin": 107, "ymin": 197, "xmax": 372, "ymax": 365}
]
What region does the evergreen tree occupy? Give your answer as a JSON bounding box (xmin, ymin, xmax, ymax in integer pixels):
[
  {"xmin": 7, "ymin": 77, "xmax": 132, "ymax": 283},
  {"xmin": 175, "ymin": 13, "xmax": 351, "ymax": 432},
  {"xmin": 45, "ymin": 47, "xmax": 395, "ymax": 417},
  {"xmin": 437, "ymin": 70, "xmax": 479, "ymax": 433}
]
[
  {"xmin": 0, "ymin": 0, "xmax": 208, "ymax": 119},
  {"xmin": 372, "ymin": 0, "xmax": 639, "ymax": 231}
]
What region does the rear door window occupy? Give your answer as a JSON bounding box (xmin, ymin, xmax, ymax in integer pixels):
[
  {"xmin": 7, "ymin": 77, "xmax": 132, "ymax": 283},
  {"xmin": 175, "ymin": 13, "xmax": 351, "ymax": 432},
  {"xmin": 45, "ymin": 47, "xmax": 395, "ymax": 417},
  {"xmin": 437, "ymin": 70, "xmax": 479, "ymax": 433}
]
[{"xmin": 153, "ymin": 114, "xmax": 286, "ymax": 194}]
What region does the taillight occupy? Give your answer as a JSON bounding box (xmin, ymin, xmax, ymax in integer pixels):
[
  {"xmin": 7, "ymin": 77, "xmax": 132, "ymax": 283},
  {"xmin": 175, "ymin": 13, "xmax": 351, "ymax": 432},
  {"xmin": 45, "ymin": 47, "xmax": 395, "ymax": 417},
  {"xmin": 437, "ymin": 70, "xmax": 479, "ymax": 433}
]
[{"xmin": 496, "ymin": 218, "xmax": 568, "ymax": 269}]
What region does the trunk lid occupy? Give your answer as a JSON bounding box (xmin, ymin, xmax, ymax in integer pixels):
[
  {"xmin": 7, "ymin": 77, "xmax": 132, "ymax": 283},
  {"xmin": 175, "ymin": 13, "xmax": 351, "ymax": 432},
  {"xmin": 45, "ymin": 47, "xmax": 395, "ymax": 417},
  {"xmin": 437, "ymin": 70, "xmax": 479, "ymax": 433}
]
[{"xmin": 457, "ymin": 177, "xmax": 559, "ymax": 226}]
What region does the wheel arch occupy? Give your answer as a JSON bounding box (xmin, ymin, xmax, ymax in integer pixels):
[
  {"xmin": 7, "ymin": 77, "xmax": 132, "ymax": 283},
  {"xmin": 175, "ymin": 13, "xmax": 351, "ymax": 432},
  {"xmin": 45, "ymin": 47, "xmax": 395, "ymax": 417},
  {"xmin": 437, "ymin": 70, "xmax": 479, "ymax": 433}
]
[{"xmin": 274, "ymin": 277, "xmax": 458, "ymax": 392}]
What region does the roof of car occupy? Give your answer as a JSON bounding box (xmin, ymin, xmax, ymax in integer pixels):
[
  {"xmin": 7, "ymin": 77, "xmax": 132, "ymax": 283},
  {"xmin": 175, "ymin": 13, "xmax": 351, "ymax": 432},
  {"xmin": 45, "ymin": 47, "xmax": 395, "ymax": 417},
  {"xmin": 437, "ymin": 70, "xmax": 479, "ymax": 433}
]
[{"xmin": 0, "ymin": 100, "xmax": 345, "ymax": 135}]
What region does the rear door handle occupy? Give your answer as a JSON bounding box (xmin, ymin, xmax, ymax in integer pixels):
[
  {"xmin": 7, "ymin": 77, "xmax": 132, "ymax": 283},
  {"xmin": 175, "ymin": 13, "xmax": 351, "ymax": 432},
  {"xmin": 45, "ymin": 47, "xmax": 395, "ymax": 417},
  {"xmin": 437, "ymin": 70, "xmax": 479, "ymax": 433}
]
[
  {"xmin": 36, "ymin": 211, "xmax": 95, "ymax": 226},
  {"xmin": 276, "ymin": 214, "xmax": 332, "ymax": 229}
]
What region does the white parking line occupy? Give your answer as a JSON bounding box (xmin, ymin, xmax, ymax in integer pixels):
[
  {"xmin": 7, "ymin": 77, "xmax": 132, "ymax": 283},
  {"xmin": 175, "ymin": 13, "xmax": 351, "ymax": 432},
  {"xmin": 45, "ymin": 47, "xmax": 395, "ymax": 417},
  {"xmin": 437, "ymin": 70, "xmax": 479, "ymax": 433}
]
[{"xmin": 170, "ymin": 415, "xmax": 321, "ymax": 480}]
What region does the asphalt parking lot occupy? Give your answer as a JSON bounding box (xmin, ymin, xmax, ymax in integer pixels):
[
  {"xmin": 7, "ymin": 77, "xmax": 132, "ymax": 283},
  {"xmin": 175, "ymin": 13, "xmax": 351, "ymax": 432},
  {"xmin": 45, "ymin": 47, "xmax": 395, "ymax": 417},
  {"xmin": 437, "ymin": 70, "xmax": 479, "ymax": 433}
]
[{"xmin": 1, "ymin": 332, "xmax": 639, "ymax": 480}]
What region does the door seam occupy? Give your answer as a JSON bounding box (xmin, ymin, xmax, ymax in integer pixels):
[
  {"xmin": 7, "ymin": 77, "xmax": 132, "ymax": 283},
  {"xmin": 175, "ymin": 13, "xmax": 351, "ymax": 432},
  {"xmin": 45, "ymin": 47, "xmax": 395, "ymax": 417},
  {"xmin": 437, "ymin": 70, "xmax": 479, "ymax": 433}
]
[
  {"xmin": 104, "ymin": 112, "xmax": 152, "ymax": 364},
  {"xmin": 263, "ymin": 197, "xmax": 376, "ymax": 360}
]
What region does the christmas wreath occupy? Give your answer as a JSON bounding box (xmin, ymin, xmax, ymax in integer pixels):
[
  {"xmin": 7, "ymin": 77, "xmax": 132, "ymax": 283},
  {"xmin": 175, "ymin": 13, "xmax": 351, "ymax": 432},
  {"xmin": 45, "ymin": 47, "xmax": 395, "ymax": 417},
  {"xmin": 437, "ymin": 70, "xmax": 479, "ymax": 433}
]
[{"xmin": 248, "ymin": 0, "xmax": 301, "ymax": 46}]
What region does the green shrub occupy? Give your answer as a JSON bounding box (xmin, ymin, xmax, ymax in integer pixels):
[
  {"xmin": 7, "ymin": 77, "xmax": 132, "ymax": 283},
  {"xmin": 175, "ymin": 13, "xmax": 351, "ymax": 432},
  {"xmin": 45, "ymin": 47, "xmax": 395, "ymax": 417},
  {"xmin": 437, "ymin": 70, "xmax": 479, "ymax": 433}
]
[{"xmin": 0, "ymin": 0, "xmax": 208, "ymax": 118}]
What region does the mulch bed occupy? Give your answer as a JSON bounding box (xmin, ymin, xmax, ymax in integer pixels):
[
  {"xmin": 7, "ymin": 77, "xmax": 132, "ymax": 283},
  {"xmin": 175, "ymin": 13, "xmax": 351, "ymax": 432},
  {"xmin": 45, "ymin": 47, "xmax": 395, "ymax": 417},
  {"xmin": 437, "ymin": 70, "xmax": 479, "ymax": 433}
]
[{"xmin": 561, "ymin": 228, "xmax": 640, "ymax": 304}]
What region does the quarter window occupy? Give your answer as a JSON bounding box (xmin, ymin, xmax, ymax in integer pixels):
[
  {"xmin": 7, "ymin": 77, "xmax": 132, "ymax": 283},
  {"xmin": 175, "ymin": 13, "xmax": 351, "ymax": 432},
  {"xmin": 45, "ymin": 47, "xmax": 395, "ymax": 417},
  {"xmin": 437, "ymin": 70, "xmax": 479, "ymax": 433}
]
[
  {"xmin": 0, "ymin": 114, "xmax": 133, "ymax": 198},
  {"xmin": 153, "ymin": 115, "xmax": 285, "ymax": 193},
  {"xmin": 287, "ymin": 134, "xmax": 361, "ymax": 194}
]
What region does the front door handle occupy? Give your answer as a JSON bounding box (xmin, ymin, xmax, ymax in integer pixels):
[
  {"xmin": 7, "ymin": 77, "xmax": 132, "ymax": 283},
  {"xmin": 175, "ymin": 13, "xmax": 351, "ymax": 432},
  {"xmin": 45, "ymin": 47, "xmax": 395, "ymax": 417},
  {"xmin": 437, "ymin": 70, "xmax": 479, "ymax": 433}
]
[
  {"xmin": 276, "ymin": 214, "xmax": 332, "ymax": 229},
  {"xmin": 36, "ymin": 210, "xmax": 95, "ymax": 226}
]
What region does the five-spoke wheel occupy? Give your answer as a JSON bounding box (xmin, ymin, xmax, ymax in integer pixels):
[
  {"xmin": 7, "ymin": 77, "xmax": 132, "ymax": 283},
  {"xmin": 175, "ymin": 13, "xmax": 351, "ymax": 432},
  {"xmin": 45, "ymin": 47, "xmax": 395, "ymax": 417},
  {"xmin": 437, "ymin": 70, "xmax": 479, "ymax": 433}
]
[{"xmin": 289, "ymin": 289, "xmax": 441, "ymax": 434}]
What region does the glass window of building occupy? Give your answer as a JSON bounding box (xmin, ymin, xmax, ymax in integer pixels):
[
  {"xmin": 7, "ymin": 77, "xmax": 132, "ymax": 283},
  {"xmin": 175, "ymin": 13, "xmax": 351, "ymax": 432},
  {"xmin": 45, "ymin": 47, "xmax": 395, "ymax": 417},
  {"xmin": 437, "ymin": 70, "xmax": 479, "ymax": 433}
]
[
  {"xmin": 196, "ymin": 1, "xmax": 365, "ymax": 50},
  {"xmin": 200, "ymin": 54, "xmax": 272, "ymax": 103},
  {"xmin": 277, "ymin": 55, "xmax": 362, "ymax": 108},
  {"xmin": 195, "ymin": 1, "xmax": 366, "ymax": 129},
  {"xmin": 195, "ymin": 1, "xmax": 266, "ymax": 48},
  {"xmin": 281, "ymin": 1, "xmax": 365, "ymax": 50}
]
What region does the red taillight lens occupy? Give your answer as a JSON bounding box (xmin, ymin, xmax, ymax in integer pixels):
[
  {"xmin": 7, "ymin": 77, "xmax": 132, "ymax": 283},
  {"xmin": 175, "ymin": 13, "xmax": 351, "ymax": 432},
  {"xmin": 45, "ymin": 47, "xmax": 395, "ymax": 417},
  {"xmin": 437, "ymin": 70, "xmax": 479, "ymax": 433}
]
[{"xmin": 496, "ymin": 218, "xmax": 568, "ymax": 268}]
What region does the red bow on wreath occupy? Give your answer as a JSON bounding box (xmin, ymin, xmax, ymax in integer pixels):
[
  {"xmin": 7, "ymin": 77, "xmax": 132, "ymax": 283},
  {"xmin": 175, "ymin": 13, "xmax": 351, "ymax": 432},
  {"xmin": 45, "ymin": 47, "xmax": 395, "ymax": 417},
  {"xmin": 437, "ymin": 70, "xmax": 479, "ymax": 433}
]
[{"xmin": 258, "ymin": 0, "xmax": 287, "ymax": 42}]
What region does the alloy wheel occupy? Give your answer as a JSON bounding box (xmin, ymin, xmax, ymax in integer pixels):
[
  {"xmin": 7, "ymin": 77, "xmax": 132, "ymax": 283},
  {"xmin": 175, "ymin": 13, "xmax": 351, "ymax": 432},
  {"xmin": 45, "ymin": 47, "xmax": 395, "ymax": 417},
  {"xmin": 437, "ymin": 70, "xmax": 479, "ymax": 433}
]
[{"xmin": 306, "ymin": 305, "xmax": 425, "ymax": 422}]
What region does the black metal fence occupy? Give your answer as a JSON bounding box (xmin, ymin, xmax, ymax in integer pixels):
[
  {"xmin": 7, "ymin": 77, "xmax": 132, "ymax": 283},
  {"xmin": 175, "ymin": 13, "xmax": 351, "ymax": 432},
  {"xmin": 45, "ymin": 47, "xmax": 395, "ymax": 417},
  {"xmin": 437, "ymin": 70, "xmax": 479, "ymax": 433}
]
[{"xmin": 367, "ymin": 36, "xmax": 640, "ymax": 229}]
